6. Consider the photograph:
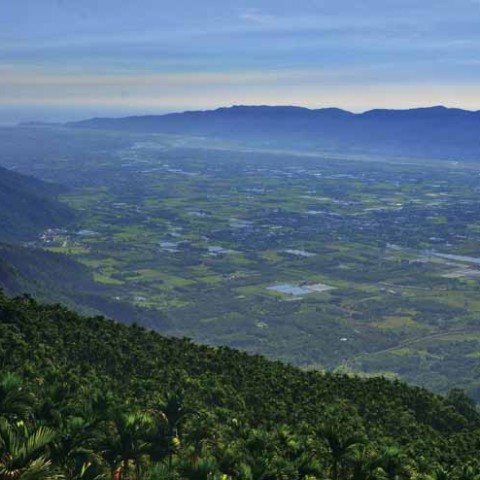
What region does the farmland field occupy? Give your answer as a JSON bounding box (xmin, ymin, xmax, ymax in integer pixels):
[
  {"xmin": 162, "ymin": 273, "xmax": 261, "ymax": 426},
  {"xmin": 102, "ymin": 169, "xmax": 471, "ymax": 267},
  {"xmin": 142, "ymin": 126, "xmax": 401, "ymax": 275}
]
[{"xmin": 2, "ymin": 126, "xmax": 480, "ymax": 399}]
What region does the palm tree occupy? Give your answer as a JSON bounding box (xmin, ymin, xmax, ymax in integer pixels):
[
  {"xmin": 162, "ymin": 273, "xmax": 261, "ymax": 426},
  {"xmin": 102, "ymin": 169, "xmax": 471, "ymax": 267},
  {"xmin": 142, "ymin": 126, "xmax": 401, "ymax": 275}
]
[
  {"xmin": 142, "ymin": 463, "xmax": 177, "ymax": 480},
  {"xmin": 455, "ymin": 464, "xmax": 480, "ymax": 480},
  {"xmin": 377, "ymin": 447, "xmax": 407, "ymax": 480},
  {"xmin": 320, "ymin": 422, "xmax": 363, "ymax": 480},
  {"xmin": 177, "ymin": 455, "xmax": 218, "ymax": 480},
  {"xmin": 0, "ymin": 417, "xmax": 61, "ymax": 480},
  {"xmin": 50, "ymin": 415, "xmax": 104, "ymax": 480},
  {"xmin": 147, "ymin": 393, "xmax": 195, "ymax": 473},
  {"xmin": 429, "ymin": 466, "xmax": 454, "ymax": 480},
  {"xmin": 104, "ymin": 411, "xmax": 154, "ymax": 480},
  {"xmin": 347, "ymin": 444, "xmax": 382, "ymax": 480},
  {"xmin": 160, "ymin": 394, "xmax": 191, "ymax": 440},
  {"xmin": 241, "ymin": 429, "xmax": 288, "ymax": 480},
  {"xmin": 0, "ymin": 374, "xmax": 32, "ymax": 420}
]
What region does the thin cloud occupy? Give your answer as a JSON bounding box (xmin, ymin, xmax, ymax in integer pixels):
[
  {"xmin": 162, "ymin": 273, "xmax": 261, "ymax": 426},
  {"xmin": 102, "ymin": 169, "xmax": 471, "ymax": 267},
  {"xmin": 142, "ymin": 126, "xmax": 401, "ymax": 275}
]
[
  {"xmin": 1, "ymin": 0, "xmax": 480, "ymax": 118},
  {"xmin": 239, "ymin": 9, "xmax": 276, "ymax": 25}
]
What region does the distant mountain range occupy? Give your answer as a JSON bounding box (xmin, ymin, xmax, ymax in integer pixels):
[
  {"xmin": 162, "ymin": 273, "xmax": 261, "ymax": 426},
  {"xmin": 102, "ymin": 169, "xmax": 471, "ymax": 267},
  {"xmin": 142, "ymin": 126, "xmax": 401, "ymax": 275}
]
[{"xmin": 67, "ymin": 105, "xmax": 480, "ymax": 161}]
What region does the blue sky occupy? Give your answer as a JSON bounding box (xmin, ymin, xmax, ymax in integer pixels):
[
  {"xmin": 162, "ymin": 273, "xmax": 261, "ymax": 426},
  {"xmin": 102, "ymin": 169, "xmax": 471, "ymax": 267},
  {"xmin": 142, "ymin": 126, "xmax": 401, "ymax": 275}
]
[{"xmin": 1, "ymin": 0, "xmax": 480, "ymax": 122}]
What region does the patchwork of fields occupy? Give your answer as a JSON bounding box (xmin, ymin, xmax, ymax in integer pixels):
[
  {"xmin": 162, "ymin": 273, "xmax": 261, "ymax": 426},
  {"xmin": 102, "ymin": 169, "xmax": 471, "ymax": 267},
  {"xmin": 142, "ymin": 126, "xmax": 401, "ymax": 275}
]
[{"xmin": 3, "ymin": 127, "xmax": 480, "ymax": 399}]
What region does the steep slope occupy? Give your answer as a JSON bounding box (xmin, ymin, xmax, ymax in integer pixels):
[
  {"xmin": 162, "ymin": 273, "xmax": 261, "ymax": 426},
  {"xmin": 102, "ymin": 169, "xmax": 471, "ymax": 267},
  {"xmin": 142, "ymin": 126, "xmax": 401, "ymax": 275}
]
[
  {"xmin": 0, "ymin": 165, "xmax": 73, "ymax": 241},
  {"xmin": 0, "ymin": 291, "xmax": 479, "ymax": 479},
  {"xmin": 0, "ymin": 242, "xmax": 173, "ymax": 331},
  {"xmin": 0, "ymin": 165, "xmax": 165, "ymax": 327},
  {"xmin": 67, "ymin": 105, "xmax": 480, "ymax": 161}
]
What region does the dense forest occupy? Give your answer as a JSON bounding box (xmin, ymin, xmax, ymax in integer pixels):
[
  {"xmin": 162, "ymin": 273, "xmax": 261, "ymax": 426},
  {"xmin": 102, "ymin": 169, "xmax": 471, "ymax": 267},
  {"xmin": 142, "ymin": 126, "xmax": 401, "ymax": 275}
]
[{"xmin": 1, "ymin": 291, "xmax": 479, "ymax": 480}]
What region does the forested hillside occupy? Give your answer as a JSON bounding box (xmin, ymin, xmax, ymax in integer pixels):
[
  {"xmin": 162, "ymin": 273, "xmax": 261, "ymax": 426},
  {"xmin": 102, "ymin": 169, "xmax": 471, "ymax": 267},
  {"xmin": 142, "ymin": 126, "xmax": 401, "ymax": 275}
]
[
  {"xmin": 1, "ymin": 291, "xmax": 479, "ymax": 480},
  {"xmin": 0, "ymin": 242, "xmax": 173, "ymax": 333},
  {"xmin": 0, "ymin": 165, "xmax": 73, "ymax": 241}
]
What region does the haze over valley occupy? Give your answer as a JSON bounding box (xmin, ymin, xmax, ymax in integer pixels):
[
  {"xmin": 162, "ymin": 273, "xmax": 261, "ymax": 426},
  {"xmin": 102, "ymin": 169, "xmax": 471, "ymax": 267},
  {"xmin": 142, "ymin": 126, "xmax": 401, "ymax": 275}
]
[
  {"xmin": 2, "ymin": 1, "xmax": 480, "ymax": 477},
  {"xmin": 2, "ymin": 116, "xmax": 480, "ymax": 401}
]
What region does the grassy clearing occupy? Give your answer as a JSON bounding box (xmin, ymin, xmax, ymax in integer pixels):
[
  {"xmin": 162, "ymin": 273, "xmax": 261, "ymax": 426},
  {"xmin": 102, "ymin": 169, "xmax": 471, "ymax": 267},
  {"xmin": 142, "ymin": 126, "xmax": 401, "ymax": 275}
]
[
  {"xmin": 375, "ymin": 316, "xmax": 421, "ymax": 332},
  {"xmin": 93, "ymin": 273, "xmax": 124, "ymax": 285}
]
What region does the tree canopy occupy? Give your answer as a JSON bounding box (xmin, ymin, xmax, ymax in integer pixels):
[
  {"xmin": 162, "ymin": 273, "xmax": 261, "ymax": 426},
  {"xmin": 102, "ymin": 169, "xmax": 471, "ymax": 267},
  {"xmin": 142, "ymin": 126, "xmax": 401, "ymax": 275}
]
[{"xmin": 0, "ymin": 291, "xmax": 479, "ymax": 480}]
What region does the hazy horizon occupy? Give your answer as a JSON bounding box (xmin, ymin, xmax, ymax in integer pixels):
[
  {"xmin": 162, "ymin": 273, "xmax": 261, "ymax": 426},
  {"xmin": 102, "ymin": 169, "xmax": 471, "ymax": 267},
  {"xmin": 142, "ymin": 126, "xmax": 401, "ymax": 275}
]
[
  {"xmin": 4, "ymin": 102, "xmax": 480, "ymax": 127},
  {"xmin": 2, "ymin": 0, "xmax": 480, "ymax": 123}
]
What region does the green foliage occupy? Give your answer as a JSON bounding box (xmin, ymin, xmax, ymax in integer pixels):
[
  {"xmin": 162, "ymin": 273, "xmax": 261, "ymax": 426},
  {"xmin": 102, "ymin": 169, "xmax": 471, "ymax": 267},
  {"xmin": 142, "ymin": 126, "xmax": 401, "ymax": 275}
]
[
  {"xmin": 0, "ymin": 418, "xmax": 61, "ymax": 480},
  {"xmin": 0, "ymin": 373, "xmax": 33, "ymax": 420},
  {"xmin": 0, "ymin": 291, "xmax": 479, "ymax": 479}
]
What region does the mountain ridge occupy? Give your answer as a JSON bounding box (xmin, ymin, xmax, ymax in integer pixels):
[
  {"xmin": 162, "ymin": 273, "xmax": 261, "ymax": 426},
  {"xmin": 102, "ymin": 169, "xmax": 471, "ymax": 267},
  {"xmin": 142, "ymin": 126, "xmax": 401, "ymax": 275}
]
[
  {"xmin": 65, "ymin": 105, "xmax": 480, "ymax": 161},
  {"xmin": 65, "ymin": 104, "xmax": 480, "ymax": 122}
]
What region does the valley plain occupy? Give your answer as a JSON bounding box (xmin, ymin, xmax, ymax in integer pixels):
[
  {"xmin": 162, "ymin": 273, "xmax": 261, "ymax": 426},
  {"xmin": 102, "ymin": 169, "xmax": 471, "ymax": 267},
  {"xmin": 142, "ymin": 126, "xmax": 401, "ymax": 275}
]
[{"xmin": 2, "ymin": 126, "xmax": 480, "ymax": 400}]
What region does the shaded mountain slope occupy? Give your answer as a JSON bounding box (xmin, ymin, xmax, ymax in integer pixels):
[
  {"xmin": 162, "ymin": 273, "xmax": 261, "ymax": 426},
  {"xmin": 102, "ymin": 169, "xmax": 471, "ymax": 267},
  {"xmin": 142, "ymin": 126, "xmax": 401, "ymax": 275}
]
[
  {"xmin": 0, "ymin": 165, "xmax": 73, "ymax": 241},
  {"xmin": 0, "ymin": 242, "xmax": 172, "ymax": 331}
]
